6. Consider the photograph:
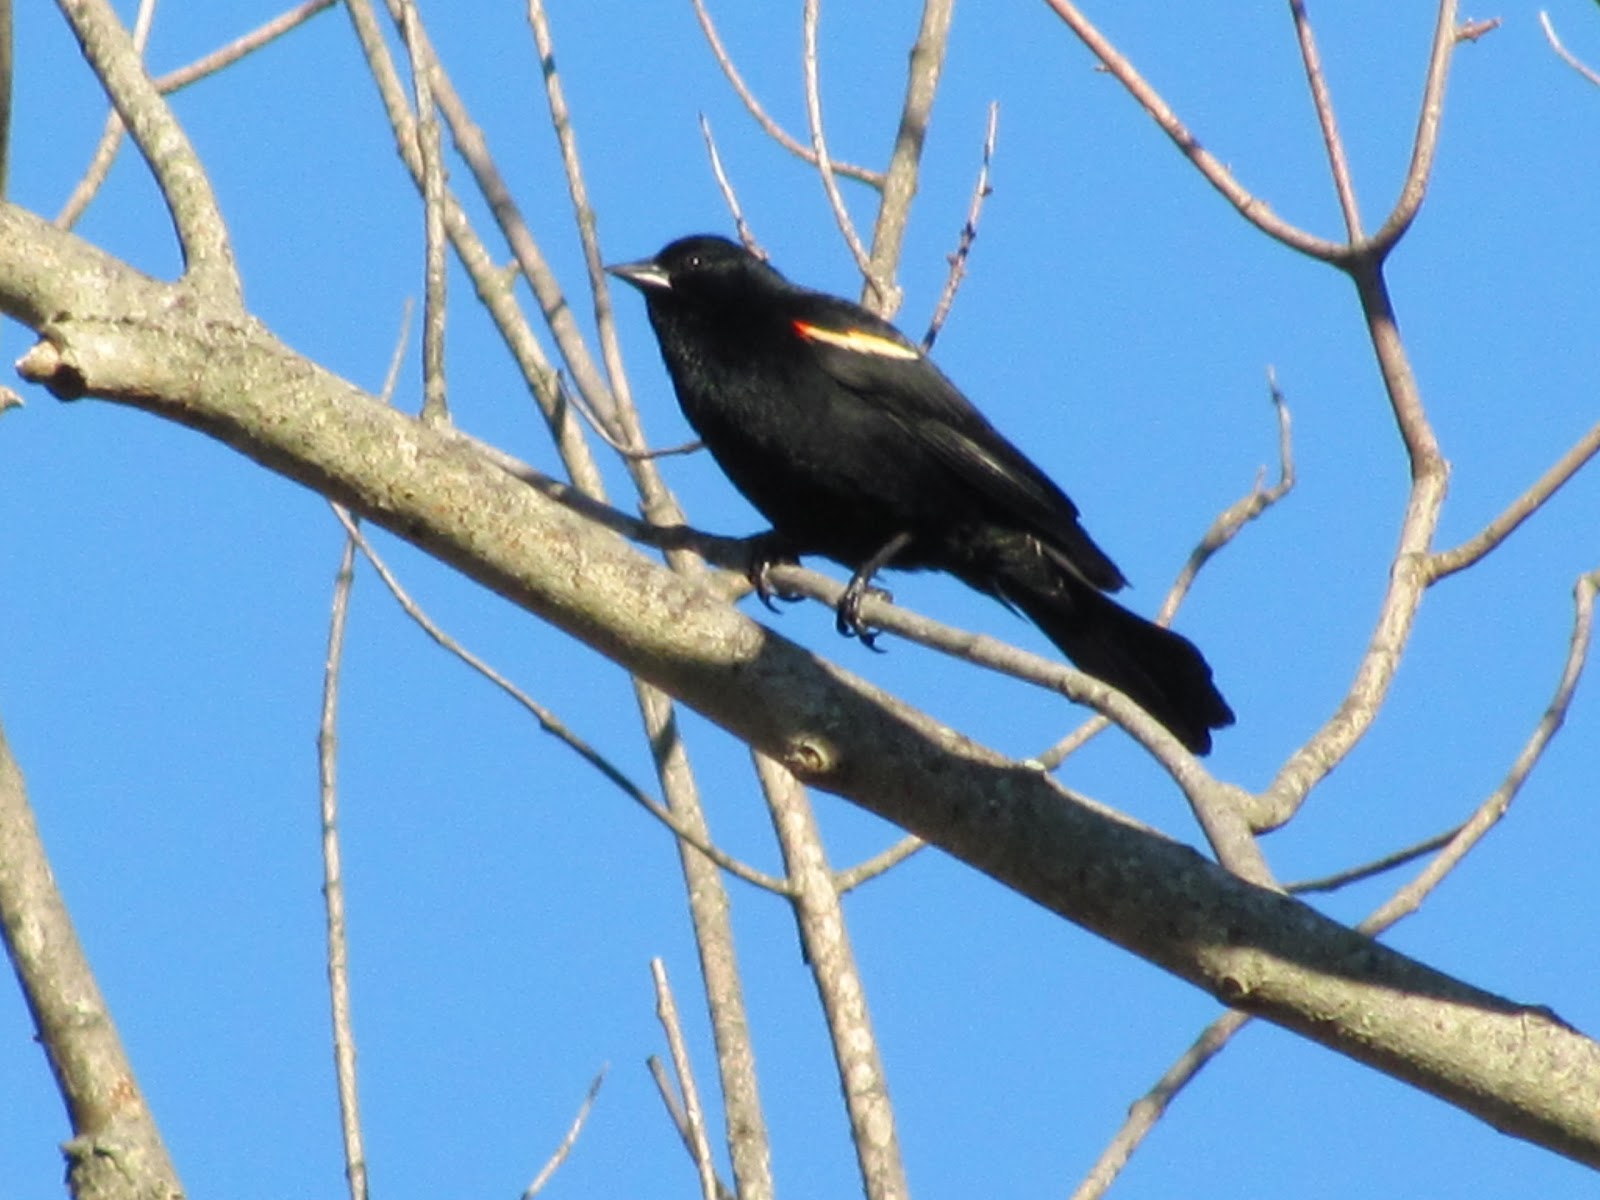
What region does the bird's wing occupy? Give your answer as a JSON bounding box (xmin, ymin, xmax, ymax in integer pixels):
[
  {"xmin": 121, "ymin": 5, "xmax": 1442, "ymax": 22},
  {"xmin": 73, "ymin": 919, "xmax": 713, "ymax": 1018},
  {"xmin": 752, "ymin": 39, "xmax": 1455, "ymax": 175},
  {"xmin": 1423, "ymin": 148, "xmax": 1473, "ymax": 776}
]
[{"xmin": 789, "ymin": 298, "xmax": 1128, "ymax": 591}]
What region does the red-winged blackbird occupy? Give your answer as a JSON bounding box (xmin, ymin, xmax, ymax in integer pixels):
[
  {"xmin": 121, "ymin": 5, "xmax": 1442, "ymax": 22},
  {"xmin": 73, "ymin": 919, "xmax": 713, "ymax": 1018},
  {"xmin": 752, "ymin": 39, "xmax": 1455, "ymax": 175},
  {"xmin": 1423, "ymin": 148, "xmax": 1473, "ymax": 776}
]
[{"xmin": 608, "ymin": 235, "xmax": 1234, "ymax": 754}]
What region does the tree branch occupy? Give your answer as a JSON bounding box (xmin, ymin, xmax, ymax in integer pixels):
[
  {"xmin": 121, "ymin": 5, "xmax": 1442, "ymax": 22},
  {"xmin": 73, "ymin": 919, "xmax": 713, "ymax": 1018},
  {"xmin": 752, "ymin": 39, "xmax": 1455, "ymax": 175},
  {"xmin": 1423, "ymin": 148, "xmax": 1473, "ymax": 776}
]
[
  {"xmin": 0, "ymin": 718, "xmax": 185, "ymax": 1198},
  {"xmin": 689, "ymin": 0, "xmax": 882, "ymax": 186},
  {"xmin": 755, "ymin": 755, "xmax": 907, "ymax": 1199},
  {"xmin": 56, "ymin": 0, "xmax": 241, "ymax": 303},
  {"xmin": 6, "ymin": 206, "xmax": 1600, "ymax": 1166}
]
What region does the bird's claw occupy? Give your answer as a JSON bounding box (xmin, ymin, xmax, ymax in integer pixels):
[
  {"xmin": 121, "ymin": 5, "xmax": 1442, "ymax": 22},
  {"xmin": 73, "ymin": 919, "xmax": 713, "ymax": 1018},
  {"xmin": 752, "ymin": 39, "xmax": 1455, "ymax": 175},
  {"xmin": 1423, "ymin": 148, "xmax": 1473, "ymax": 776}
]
[
  {"xmin": 744, "ymin": 532, "xmax": 802, "ymax": 612},
  {"xmin": 836, "ymin": 577, "xmax": 893, "ymax": 651}
]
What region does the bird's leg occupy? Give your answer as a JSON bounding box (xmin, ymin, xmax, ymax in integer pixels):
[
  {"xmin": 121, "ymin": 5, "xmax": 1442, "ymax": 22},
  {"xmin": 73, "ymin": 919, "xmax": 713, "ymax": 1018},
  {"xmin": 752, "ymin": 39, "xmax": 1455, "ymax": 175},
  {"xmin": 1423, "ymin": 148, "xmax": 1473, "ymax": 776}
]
[
  {"xmin": 741, "ymin": 530, "xmax": 803, "ymax": 612},
  {"xmin": 838, "ymin": 531, "xmax": 913, "ymax": 650}
]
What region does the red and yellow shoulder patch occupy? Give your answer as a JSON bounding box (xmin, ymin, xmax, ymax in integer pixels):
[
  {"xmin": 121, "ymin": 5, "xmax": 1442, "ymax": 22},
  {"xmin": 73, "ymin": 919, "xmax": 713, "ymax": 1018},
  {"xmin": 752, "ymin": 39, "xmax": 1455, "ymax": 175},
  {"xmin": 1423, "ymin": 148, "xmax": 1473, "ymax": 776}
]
[{"xmin": 791, "ymin": 319, "xmax": 920, "ymax": 360}]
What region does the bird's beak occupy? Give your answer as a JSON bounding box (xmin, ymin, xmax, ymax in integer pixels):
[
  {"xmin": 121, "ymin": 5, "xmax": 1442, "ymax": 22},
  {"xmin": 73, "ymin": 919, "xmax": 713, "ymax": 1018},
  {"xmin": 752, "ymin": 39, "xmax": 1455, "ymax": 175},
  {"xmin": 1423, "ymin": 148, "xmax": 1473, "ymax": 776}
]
[{"xmin": 605, "ymin": 258, "xmax": 671, "ymax": 292}]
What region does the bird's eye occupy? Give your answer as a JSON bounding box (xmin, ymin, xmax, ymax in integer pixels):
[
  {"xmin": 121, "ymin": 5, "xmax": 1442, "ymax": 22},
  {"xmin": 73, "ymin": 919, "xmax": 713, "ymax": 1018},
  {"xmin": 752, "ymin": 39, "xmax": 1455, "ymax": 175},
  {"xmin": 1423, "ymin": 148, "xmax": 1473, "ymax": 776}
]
[{"xmin": 684, "ymin": 254, "xmax": 702, "ymax": 270}]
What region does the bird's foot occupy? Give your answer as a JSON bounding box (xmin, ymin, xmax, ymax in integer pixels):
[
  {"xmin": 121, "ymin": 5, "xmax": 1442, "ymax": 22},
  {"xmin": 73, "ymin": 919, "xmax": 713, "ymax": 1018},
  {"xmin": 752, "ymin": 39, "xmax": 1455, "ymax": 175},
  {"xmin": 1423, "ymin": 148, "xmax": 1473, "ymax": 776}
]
[
  {"xmin": 742, "ymin": 531, "xmax": 802, "ymax": 612},
  {"xmin": 836, "ymin": 574, "xmax": 893, "ymax": 651}
]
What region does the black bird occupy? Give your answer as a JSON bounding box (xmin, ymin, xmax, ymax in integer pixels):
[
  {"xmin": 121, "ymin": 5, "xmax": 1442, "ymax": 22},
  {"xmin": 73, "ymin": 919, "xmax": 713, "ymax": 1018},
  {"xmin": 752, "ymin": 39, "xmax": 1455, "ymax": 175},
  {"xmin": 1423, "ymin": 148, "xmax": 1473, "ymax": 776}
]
[{"xmin": 608, "ymin": 235, "xmax": 1234, "ymax": 754}]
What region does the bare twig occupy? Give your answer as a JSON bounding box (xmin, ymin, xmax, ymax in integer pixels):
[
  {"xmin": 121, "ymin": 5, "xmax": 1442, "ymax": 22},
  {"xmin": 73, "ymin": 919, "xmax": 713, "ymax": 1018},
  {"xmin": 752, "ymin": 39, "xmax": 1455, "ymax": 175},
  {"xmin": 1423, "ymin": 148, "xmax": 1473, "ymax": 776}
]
[
  {"xmin": 57, "ymin": 0, "xmax": 339, "ymax": 229},
  {"xmin": 159, "ymin": 0, "xmax": 338, "ymax": 90},
  {"xmin": 835, "ymin": 833, "xmax": 926, "ymax": 893},
  {"xmin": 57, "ymin": 0, "xmax": 241, "ymax": 302},
  {"xmin": 1367, "ymin": 0, "xmax": 1462, "ymax": 255},
  {"xmin": 699, "ymin": 113, "xmax": 764, "ymax": 258},
  {"xmin": 55, "ymin": 0, "xmax": 155, "ymax": 230},
  {"xmin": 652, "ymin": 959, "xmax": 720, "ymax": 1200},
  {"xmin": 1039, "ymin": 0, "xmax": 1347, "ymax": 263},
  {"xmin": 315, "ymin": 302, "xmax": 413, "ymax": 1200},
  {"xmin": 1160, "ymin": 369, "xmax": 1296, "ymax": 622},
  {"xmin": 328, "ymin": 507, "xmax": 786, "ymax": 894},
  {"xmin": 0, "ymin": 720, "xmax": 185, "ymax": 1197},
  {"xmin": 1248, "ymin": 259, "xmax": 1445, "ymax": 832},
  {"xmin": 0, "ymin": 0, "xmax": 11, "ymax": 198},
  {"xmin": 755, "ymin": 755, "xmax": 908, "ymax": 1200},
  {"xmin": 642, "ymin": 687, "xmax": 778, "ymax": 1200},
  {"xmin": 319, "ymin": 521, "xmax": 370, "ymax": 1200},
  {"xmin": 1286, "ymin": 825, "xmax": 1460, "ymax": 895},
  {"xmin": 1038, "ymin": 376, "xmax": 1294, "ymax": 770},
  {"xmin": 1541, "ymin": 10, "xmax": 1600, "ymax": 86},
  {"xmin": 864, "ymin": 0, "xmax": 955, "ymax": 313},
  {"xmin": 647, "ymin": 1059, "xmax": 738, "ymax": 1200},
  {"xmin": 801, "ymin": 0, "xmax": 881, "ymax": 302},
  {"xmin": 526, "ymin": 0, "xmax": 627, "ymax": 441},
  {"xmin": 1068, "ymin": 1008, "xmax": 1251, "ymax": 1200},
  {"xmin": 689, "ymin": 0, "xmax": 881, "ymax": 186},
  {"xmin": 1287, "ymin": 0, "xmax": 1364, "ymax": 241},
  {"xmin": 922, "ymin": 100, "xmax": 998, "ymax": 351},
  {"xmin": 345, "ymin": 0, "xmax": 617, "ymax": 457},
  {"xmin": 398, "ymin": 0, "xmax": 450, "ymax": 424},
  {"xmin": 1427, "ymin": 416, "xmax": 1600, "ymax": 581},
  {"xmin": 522, "ymin": 1067, "xmax": 607, "ymax": 1198},
  {"xmin": 1360, "ymin": 568, "xmax": 1599, "ymax": 931}
]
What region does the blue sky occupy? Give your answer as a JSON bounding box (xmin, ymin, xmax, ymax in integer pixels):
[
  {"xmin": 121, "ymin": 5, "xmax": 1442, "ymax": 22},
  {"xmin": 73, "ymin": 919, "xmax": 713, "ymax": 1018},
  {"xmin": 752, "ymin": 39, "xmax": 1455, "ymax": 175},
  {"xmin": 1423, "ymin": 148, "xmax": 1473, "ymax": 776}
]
[{"xmin": 2, "ymin": 2, "xmax": 1598, "ymax": 1197}]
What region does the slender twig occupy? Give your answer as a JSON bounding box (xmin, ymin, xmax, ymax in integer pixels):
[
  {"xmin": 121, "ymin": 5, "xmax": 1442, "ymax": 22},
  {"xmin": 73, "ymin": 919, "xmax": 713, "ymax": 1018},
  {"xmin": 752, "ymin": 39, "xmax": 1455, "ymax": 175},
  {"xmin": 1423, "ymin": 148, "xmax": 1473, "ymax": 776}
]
[
  {"xmin": 755, "ymin": 755, "xmax": 908, "ymax": 1200},
  {"xmin": 1038, "ymin": 377, "xmax": 1294, "ymax": 770},
  {"xmin": 522, "ymin": 1067, "xmax": 607, "ymax": 1198},
  {"xmin": 835, "ymin": 833, "xmax": 925, "ymax": 893},
  {"xmin": 1068, "ymin": 1008, "xmax": 1251, "ymax": 1200},
  {"xmin": 0, "ymin": 0, "xmax": 11, "ymax": 198},
  {"xmin": 801, "ymin": 0, "xmax": 882, "ymax": 303},
  {"xmin": 864, "ymin": 0, "xmax": 954, "ymax": 313},
  {"xmin": 398, "ymin": 0, "xmax": 449, "ymax": 424},
  {"xmin": 351, "ymin": 0, "xmax": 619, "ymax": 449},
  {"xmin": 319, "ymin": 521, "xmax": 370, "ymax": 1200},
  {"xmin": 1248, "ymin": 261, "xmax": 1445, "ymax": 832},
  {"xmin": 1286, "ymin": 825, "xmax": 1460, "ymax": 895},
  {"xmin": 1541, "ymin": 11, "xmax": 1600, "ymax": 87},
  {"xmin": 1287, "ymin": 0, "xmax": 1364, "ymax": 241},
  {"xmin": 1039, "ymin": 0, "xmax": 1347, "ymax": 263},
  {"xmin": 159, "ymin": 0, "xmax": 338, "ymax": 90},
  {"xmin": 922, "ymin": 100, "xmax": 998, "ymax": 351},
  {"xmin": 341, "ymin": 0, "xmax": 606, "ymax": 490},
  {"xmin": 652, "ymin": 960, "xmax": 720, "ymax": 1200},
  {"xmin": 688, "ymin": 0, "xmax": 881, "ymax": 186},
  {"xmin": 699, "ymin": 113, "xmax": 764, "ymax": 258},
  {"xmin": 1160, "ymin": 370, "xmax": 1295, "ymax": 623},
  {"xmin": 57, "ymin": 0, "xmax": 339, "ymax": 229},
  {"xmin": 526, "ymin": 0, "xmax": 629, "ymax": 444},
  {"xmin": 0, "ymin": 722, "xmax": 185, "ymax": 1197},
  {"xmin": 1366, "ymin": 0, "xmax": 1461, "ymax": 255},
  {"xmin": 56, "ymin": 0, "xmax": 241, "ymax": 302},
  {"xmin": 1360, "ymin": 569, "xmax": 1599, "ymax": 931},
  {"xmin": 55, "ymin": 0, "xmax": 155, "ymax": 230},
  {"xmin": 328, "ymin": 507, "xmax": 786, "ymax": 894},
  {"xmin": 315, "ymin": 302, "xmax": 414, "ymax": 1200},
  {"xmin": 647, "ymin": 1058, "xmax": 738, "ymax": 1200},
  {"xmin": 1427, "ymin": 417, "xmax": 1600, "ymax": 581}
]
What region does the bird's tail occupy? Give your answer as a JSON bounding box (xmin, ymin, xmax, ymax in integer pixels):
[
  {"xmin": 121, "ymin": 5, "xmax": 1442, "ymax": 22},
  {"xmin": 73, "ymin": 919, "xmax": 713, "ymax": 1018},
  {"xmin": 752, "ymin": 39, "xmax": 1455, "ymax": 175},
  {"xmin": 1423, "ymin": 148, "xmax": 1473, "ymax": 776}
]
[{"xmin": 998, "ymin": 566, "xmax": 1234, "ymax": 755}]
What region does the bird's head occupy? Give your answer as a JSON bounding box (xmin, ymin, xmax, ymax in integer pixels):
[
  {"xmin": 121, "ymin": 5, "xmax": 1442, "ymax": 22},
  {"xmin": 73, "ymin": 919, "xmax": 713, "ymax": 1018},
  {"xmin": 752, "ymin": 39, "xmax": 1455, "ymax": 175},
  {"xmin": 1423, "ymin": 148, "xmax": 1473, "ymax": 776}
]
[{"xmin": 607, "ymin": 235, "xmax": 784, "ymax": 309}]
